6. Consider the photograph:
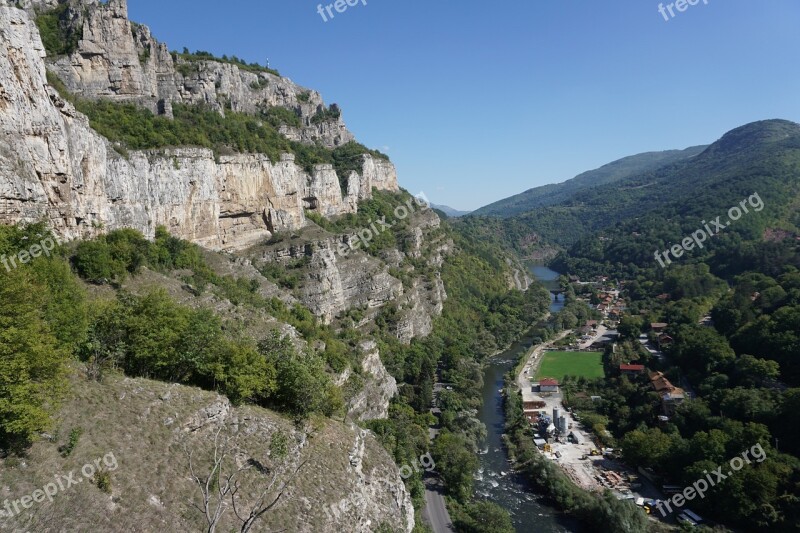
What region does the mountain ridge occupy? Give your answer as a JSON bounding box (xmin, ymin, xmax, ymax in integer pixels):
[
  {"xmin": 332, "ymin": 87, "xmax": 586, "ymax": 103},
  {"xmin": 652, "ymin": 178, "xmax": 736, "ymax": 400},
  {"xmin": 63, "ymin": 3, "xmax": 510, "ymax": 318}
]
[
  {"xmin": 0, "ymin": 1, "xmax": 398, "ymax": 250},
  {"xmin": 458, "ymin": 119, "xmax": 800, "ymax": 260},
  {"xmin": 473, "ymin": 145, "xmax": 708, "ymax": 217}
]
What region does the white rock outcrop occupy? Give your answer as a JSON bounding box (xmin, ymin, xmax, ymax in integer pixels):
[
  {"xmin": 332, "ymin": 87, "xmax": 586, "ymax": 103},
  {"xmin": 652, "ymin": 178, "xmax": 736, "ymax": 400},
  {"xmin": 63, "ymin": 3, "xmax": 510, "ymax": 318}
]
[{"xmin": 0, "ymin": 4, "xmax": 398, "ymax": 250}]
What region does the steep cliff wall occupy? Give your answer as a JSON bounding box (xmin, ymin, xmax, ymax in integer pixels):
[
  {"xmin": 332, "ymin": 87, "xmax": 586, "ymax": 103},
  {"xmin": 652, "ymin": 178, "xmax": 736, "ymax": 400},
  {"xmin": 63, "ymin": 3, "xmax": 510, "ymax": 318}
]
[
  {"xmin": 0, "ymin": 4, "xmax": 398, "ymax": 250},
  {"xmin": 40, "ymin": 0, "xmax": 354, "ymax": 148}
]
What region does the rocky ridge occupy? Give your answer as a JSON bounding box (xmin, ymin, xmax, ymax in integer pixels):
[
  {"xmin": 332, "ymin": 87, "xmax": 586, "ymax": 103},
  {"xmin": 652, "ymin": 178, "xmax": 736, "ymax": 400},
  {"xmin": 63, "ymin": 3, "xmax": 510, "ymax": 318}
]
[
  {"xmin": 0, "ymin": 372, "xmax": 415, "ymax": 532},
  {"xmin": 0, "ymin": 1, "xmax": 397, "ymax": 250}
]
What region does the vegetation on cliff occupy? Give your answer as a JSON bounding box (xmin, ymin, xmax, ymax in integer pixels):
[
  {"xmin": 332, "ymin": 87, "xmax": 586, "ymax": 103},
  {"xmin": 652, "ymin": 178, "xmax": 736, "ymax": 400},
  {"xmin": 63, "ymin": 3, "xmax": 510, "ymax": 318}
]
[
  {"xmin": 46, "ymin": 71, "xmax": 388, "ymax": 180},
  {"xmin": 35, "ymin": 3, "xmax": 81, "ymax": 57}
]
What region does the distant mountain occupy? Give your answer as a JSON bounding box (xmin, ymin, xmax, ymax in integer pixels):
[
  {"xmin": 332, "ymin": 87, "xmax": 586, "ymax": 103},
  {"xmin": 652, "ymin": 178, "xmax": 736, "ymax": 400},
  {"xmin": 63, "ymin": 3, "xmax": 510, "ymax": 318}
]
[
  {"xmin": 473, "ymin": 145, "xmax": 707, "ymax": 217},
  {"xmin": 458, "ymin": 120, "xmax": 800, "ymax": 261},
  {"xmin": 431, "ymin": 204, "xmax": 471, "ymax": 217}
]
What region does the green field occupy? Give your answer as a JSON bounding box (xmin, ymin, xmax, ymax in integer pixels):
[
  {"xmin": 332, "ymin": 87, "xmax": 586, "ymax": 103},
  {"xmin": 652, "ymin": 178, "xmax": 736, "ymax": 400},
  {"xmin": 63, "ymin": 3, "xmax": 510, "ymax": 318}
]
[{"xmin": 535, "ymin": 351, "xmax": 605, "ymax": 380}]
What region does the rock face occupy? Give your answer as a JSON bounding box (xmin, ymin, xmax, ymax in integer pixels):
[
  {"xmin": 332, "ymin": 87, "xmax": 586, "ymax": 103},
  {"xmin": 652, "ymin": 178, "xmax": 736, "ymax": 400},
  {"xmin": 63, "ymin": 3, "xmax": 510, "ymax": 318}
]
[
  {"xmin": 394, "ymin": 276, "xmax": 447, "ymax": 343},
  {"xmin": 0, "ymin": 4, "xmax": 398, "ymax": 250},
  {"xmin": 44, "ymin": 0, "xmax": 353, "ymax": 148},
  {"xmin": 345, "ymin": 341, "xmax": 399, "ymax": 421},
  {"xmin": 258, "ymin": 236, "xmax": 405, "ymax": 324}
]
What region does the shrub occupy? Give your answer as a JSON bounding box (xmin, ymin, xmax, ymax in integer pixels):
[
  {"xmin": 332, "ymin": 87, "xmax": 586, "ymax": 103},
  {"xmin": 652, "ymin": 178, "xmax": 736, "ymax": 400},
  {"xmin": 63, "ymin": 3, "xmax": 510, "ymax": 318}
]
[
  {"xmin": 249, "ymin": 78, "xmax": 269, "ymax": 90},
  {"xmin": 59, "ymin": 427, "xmax": 82, "ymax": 457},
  {"xmin": 172, "ymin": 49, "xmax": 280, "ymax": 76},
  {"xmin": 73, "ymin": 240, "xmax": 125, "ymax": 283},
  {"xmin": 262, "ymin": 106, "xmax": 302, "ymax": 129},
  {"xmin": 35, "ymin": 4, "xmax": 81, "ymax": 57},
  {"xmin": 93, "ymin": 470, "xmax": 112, "ymax": 493},
  {"xmin": 310, "ymin": 105, "xmax": 341, "ymax": 124}
]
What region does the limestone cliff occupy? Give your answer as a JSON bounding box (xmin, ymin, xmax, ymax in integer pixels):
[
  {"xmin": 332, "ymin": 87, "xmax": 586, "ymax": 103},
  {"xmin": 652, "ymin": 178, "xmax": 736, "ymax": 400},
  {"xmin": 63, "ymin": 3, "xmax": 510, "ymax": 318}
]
[
  {"xmin": 30, "ymin": 0, "xmax": 354, "ymax": 148},
  {"xmin": 0, "ymin": 2, "xmax": 398, "ymax": 250}
]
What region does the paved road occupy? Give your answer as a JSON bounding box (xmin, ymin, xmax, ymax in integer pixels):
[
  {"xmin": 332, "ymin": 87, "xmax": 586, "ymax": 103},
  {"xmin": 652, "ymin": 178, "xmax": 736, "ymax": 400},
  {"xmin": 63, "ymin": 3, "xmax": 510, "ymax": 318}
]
[
  {"xmin": 578, "ymin": 324, "xmax": 607, "ymax": 349},
  {"xmin": 422, "ymin": 477, "xmax": 455, "ymax": 533},
  {"xmin": 423, "ymin": 386, "xmax": 454, "ymax": 533}
]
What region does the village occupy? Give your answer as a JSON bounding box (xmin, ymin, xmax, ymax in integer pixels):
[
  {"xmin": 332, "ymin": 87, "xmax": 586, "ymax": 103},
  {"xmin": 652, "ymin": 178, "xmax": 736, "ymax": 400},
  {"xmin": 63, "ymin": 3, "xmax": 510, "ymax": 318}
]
[{"xmin": 514, "ymin": 275, "xmax": 705, "ymax": 527}]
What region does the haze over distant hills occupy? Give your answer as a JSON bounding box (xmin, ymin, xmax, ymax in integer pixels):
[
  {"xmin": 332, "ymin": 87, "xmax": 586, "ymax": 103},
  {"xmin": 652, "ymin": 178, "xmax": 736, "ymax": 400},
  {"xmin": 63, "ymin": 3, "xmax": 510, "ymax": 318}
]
[
  {"xmin": 473, "ymin": 145, "xmax": 708, "ymax": 217},
  {"xmin": 431, "ymin": 204, "xmax": 471, "ymax": 218},
  {"xmin": 458, "ymin": 119, "xmax": 800, "ymax": 261}
]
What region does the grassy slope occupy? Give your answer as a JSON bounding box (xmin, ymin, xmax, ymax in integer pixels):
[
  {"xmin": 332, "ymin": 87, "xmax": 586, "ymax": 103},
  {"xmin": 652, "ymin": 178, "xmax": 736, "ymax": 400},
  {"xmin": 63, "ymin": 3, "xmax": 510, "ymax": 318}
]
[{"xmin": 0, "ymin": 367, "xmax": 407, "ymax": 532}]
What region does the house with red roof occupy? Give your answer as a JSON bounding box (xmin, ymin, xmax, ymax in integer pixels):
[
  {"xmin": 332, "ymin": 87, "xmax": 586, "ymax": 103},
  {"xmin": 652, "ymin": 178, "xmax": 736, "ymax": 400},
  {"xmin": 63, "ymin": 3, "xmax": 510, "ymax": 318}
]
[
  {"xmin": 620, "ymin": 364, "xmax": 645, "ymax": 376},
  {"xmin": 539, "ymin": 378, "xmax": 560, "ymax": 393}
]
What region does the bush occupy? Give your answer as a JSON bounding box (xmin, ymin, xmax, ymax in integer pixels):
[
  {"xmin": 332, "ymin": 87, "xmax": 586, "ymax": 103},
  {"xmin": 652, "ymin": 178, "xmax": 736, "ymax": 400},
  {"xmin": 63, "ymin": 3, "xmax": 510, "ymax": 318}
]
[
  {"xmin": 172, "ymin": 49, "xmax": 280, "ymax": 76},
  {"xmin": 0, "ymin": 265, "xmax": 70, "ymax": 450},
  {"xmin": 262, "ymin": 106, "xmax": 302, "ymax": 129},
  {"xmin": 249, "ymin": 78, "xmax": 269, "ymax": 90},
  {"xmin": 93, "ymin": 471, "xmax": 112, "ymax": 493},
  {"xmin": 59, "ymin": 427, "xmax": 83, "ymax": 457},
  {"xmin": 310, "ymin": 105, "xmax": 341, "ymax": 124},
  {"xmin": 35, "ymin": 4, "xmax": 81, "ymax": 57}
]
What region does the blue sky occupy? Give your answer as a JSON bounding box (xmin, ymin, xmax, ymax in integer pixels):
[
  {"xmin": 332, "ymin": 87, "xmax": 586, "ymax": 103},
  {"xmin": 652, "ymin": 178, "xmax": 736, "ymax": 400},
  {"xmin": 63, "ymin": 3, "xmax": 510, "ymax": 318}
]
[{"xmin": 127, "ymin": 0, "xmax": 800, "ymax": 211}]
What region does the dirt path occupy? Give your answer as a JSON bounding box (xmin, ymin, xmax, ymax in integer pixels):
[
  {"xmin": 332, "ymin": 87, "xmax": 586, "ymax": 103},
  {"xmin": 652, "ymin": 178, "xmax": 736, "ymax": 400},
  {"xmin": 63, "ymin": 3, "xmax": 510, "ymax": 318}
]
[
  {"xmin": 513, "ymin": 328, "xmax": 606, "ymax": 491},
  {"xmin": 516, "ymin": 329, "xmax": 572, "ymax": 392}
]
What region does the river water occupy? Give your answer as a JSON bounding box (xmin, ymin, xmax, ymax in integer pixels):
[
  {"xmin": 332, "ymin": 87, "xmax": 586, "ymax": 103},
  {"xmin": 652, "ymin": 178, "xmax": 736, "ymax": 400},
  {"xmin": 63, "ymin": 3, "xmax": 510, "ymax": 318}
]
[{"xmin": 473, "ymin": 265, "xmax": 578, "ymax": 532}]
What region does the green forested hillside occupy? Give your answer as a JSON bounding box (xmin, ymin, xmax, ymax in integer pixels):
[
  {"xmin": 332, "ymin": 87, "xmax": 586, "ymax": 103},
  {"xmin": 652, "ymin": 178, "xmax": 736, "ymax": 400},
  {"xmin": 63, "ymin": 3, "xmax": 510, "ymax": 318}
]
[
  {"xmin": 554, "ymin": 120, "xmax": 800, "ymax": 277},
  {"xmin": 461, "ymin": 120, "xmax": 800, "ymax": 260},
  {"xmin": 521, "ymin": 120, "xmax": 800, "ymax": 531},
  {"xmin": 473, "ymin": 145, "xmax": 706, "ymax": 217}
]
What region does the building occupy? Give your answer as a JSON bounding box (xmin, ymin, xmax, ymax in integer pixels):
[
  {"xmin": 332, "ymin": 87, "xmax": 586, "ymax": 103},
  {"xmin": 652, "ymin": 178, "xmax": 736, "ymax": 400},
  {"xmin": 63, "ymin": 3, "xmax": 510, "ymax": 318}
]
[
  {"xmin": 620, "ymin": 364, "xmax": 645, "ymax": 376},
  {"xmin": 650, "ymin": 323, "xmax": 668, "ymax": 333},
  {"xmin": 523, "ymin": 400, "xmax": 546, "ymax": 410},
  {"xmin": 657, "ymin": 334, "xmax": 674, "ymax": 348},
  {"xmin": 539, "ymin": 378, "xmax": 560, "ymax": 393},
  {"xmin": 649, "ymin": 371, "xmax": 685, "ymax": 415}
]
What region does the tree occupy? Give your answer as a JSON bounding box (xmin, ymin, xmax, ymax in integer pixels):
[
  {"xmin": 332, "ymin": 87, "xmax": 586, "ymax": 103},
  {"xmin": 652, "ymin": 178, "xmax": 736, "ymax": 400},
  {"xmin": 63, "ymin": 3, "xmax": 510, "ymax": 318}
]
[
  {"xmin": 620, "ymin": 428, "xmax": 676, "ymax": 470},
  {"xmin": 455, "ymin": 500, "xmax": 514, "ymax": 533},
  {"xmin": 0, "ymin": 268, "xmax": 68, "ymax": 449},
  {"xmin": 618, "ymin": 315, "xmax": 643, "ymax": 339},
  {"xmin": 733, "ymin": 354, "xmax": 780, "ymax": 387},
  {"xmin": 186, "ymin": 425, "xmax": 308, "ymax": 533},
  {"xmin": 431, "ymin": 431, "xmax": 478, "ymax": 500}
]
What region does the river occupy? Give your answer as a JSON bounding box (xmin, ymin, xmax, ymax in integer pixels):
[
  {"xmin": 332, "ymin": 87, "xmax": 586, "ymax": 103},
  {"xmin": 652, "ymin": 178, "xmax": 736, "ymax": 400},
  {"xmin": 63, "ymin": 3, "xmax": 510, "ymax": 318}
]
[{"xmin": 473, "ymin": 265, "xmax": 577, "ymax": 532}]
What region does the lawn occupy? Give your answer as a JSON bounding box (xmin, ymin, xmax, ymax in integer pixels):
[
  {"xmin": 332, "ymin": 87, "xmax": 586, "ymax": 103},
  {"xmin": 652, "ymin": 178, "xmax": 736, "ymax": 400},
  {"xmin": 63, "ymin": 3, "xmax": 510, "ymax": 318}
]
[{"xmin": 535, "ymin": 351, "xmax": 605, "ymax": 380}]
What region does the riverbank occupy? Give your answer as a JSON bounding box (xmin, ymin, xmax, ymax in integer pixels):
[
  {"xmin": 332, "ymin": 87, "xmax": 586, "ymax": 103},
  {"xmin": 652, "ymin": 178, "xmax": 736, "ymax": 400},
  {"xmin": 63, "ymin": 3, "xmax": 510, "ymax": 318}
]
[
  {"xmin": 503, "ymin": 372, "xmax": 652, "ymax": 532},
  {"xmin": 472, "ymin": 332, "xmax": 575, "ymax": 532},
  {"xmin": 512, "ymin": 331, "xmax": 609, "ymax": 491}
]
